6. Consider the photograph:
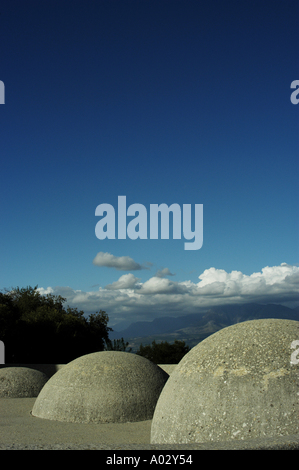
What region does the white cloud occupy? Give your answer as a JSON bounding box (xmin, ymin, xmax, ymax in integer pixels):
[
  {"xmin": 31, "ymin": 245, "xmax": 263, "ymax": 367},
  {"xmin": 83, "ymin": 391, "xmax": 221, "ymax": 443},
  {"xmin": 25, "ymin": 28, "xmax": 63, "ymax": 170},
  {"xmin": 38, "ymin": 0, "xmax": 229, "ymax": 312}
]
[
  {"xmin": 92, "ymin": 252, "xmax": 149, "ymax": 271},
  {"xmin": 139, "ymin": 277, "xmax": 188, "ymax": 295},
  {"xmin": 105, "ymin": 273, "xmax": 141, "ymax": 290},
  {"xmin": 195, "ymin": 263, "xmax": 299, "ymax": 301},
  {"xmin": 37, "ymin": 263, "xmax": 299, "ymax": 325}
]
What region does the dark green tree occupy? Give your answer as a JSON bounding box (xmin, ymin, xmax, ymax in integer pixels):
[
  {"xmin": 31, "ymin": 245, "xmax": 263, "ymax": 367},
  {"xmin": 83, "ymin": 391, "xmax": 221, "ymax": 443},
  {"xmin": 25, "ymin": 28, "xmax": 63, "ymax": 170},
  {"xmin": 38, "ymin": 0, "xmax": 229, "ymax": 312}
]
[
  {"xmin": 136, "ymin": 339, "xmax": 190, "ymax": 364},
  {"xmin": 0, "ymin": 286, "xmax": 112, "ymax": 363},
  {"xmin": 104, "ymin": 337, "xmax": 132, "ymax": 352}
]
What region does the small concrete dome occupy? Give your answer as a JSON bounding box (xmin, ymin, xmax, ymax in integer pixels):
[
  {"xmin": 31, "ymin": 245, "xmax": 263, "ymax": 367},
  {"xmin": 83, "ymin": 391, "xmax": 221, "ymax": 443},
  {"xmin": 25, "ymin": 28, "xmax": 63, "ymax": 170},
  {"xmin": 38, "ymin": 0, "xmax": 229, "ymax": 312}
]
[
  {"xmin": 32, "ymin": 351, "xmax": 169, "ymax": 423},
  {"xmin": 151, "ymin": 319, "xmax": 299, "ymax": 444},
  {"xmin": 0, "ymin": 367, "xmax": 48, "ymax": 398}
]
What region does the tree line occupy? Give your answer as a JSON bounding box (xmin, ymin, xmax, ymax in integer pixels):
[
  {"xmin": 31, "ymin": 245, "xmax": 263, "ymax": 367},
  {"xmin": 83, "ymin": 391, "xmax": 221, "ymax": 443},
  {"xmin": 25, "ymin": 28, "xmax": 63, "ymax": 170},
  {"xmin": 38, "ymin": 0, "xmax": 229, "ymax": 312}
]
[{"xmin": 0, "ymin": 286, "xmax": 190, "ymax": 364}]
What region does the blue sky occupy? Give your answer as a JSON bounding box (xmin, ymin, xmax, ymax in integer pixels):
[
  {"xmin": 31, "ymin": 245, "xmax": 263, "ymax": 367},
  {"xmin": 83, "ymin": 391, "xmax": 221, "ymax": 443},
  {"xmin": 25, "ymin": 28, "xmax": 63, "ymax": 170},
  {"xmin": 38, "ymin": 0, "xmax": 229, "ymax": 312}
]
[{"xmin": 1, "ymin": 0, "xmax": 298, "ymax": 328}]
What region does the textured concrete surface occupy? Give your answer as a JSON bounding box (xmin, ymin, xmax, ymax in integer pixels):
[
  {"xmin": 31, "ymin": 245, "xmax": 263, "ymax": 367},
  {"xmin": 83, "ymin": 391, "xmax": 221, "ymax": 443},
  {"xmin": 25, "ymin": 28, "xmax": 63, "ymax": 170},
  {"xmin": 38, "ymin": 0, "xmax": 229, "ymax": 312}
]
[
  {"xmin": 1, "ymin": 347, "xmax": 298, "ymax": 450},
  {"xmin": 0, "ymin": 367, "xmax": 49, "ymax": 398},
  {"xmin": 32, "ymin": 351, "xmax": 169, "ymax": 423},
  {"xmin": 0, "ymin": 364, "xmax": 65, "ymax": 378},
  {"xmin": 151, "ymin": 319, "xmax": 299, "ymax": 444},
  {"xmin": 0, "ymin": 398, "xmax": 298, "ymax": 450}
]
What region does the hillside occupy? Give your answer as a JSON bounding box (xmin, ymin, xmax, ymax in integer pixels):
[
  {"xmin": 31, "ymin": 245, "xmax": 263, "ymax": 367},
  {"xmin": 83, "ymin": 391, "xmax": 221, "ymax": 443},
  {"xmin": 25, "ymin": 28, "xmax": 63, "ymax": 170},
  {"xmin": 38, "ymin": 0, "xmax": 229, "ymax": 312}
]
[{"xmin": 109, "ymin": 303, "xmax": 299, "ymax": 352}]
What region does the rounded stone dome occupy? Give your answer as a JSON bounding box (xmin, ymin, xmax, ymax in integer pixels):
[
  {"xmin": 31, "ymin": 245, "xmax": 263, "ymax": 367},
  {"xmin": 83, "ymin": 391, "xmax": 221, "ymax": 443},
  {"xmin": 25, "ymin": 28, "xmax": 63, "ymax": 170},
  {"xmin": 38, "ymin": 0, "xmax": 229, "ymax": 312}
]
[
  {"xmin": 151, "ymin": 319, "xmax": 299, "ymax": 444},
  {"xmin": 0, "ymin": 367, "xmax": 49, "ymax": 398},
  {"xmin": 32, "ymin": 351, "xmax": 169, "ymax": 423}
]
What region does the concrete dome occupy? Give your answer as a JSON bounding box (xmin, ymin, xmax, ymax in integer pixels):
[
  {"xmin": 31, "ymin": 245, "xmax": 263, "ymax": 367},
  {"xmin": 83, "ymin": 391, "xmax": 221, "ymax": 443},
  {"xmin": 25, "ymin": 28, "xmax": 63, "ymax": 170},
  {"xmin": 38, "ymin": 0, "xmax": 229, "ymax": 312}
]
[
  {"xmin": 0, "ymin": 367, "xmax": 48, "ymax": 398},
  {"xmin": 151, "ymin": 319, "xmax": 299, "ymax": 444},
  {"xmin": 32, "ymin": 351, "xmax": 169, "ymax": 423}
]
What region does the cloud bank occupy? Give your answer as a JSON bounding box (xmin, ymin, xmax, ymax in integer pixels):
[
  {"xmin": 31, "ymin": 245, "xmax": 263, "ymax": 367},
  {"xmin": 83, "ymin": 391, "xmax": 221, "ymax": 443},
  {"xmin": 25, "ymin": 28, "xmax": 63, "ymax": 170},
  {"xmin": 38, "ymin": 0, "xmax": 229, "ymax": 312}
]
[{"xmin": 38, "ymin": 263, "xmax": 299, "ymax": 325}]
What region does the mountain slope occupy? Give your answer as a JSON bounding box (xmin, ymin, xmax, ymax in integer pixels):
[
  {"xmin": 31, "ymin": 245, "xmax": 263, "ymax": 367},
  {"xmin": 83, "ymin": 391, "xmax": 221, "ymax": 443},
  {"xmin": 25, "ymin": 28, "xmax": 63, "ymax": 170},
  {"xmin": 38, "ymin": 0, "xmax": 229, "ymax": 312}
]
[{"xmin": 109, "ymin": 303, "xmax": 298, "ymax": 349}]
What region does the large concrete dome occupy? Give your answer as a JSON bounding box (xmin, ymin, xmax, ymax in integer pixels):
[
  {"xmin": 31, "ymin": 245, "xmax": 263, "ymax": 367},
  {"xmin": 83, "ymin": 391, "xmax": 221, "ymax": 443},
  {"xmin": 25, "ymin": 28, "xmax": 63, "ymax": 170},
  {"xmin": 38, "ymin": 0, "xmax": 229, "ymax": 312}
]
[
  {"xmin": 32, "ymin": 351, "xmax": 169, "ymax": 423},
  {"xmin": 151, "ymin": 319, "xmax": 299, "ymax": 444},
  {"xmin": 0, "ymin": 367, "xmax": 48, "ymax": 398}
]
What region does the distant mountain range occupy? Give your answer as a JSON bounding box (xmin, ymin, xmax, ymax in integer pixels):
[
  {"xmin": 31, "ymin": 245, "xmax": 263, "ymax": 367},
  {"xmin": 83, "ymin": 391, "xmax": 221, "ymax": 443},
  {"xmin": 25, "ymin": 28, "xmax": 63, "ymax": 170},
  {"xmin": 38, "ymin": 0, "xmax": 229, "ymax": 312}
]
[{"xmin": 109, "ymin": 303, "xmax": 299, "ymax": 351}]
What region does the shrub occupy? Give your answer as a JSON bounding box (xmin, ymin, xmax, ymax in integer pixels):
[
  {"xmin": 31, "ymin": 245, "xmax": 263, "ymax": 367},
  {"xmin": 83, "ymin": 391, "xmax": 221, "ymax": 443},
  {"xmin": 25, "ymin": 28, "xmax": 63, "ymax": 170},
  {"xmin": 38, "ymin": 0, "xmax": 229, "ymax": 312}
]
[{"xmin": 136, "ymin": 340, "xmax": 190, "ymax": 364}]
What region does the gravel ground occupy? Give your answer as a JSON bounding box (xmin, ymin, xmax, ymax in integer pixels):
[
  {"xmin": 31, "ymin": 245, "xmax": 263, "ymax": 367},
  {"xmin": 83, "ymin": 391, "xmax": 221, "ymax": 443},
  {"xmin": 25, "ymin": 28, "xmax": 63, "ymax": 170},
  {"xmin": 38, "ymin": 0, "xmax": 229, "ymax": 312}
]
[{"xmin": 0, "ymin": 438, "xmax": 298, "ymax": 450}]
